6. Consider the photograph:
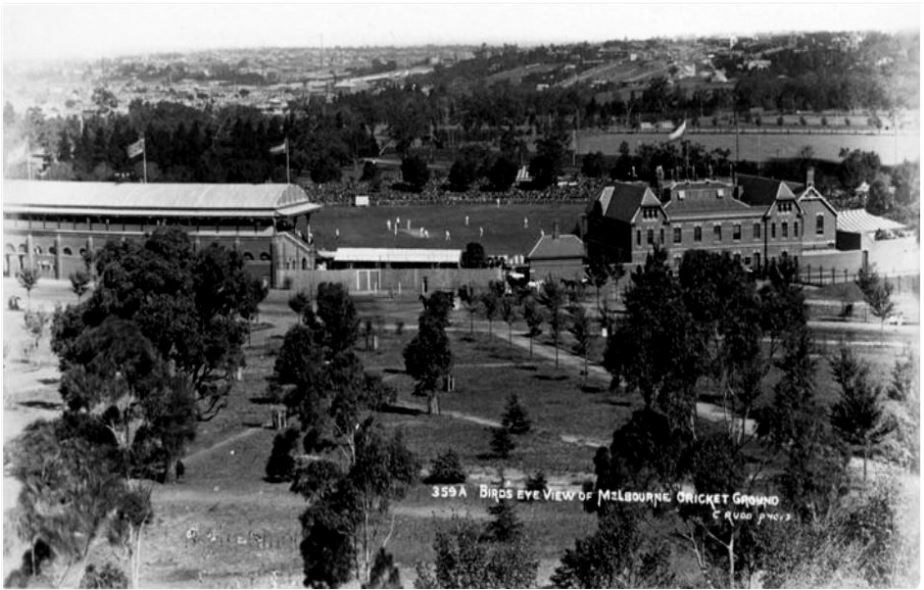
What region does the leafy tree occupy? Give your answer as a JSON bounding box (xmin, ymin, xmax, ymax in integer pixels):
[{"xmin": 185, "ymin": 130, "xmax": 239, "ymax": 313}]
[
  {"xmin": 866, "ymin": 174, "xmax": 893, "ymax": 215},
  {"xmin": 17, "ymin": 266, "xmax": 38, "ymax": 306},
  {"xmin": 501, "ymin": 394, "xmax": 531, "ymax": 434},
  {"xmin": 300, "ymin": 423, "xmax": 416, "ymax": 587},
  {"xmin": 486, "ymin": 155, "xmax": 518, "ymax": 191},
  {"xmin": 458, "ymin": 285, "xmax": 481, "ymax": 335},
  {"xmin": 421, "ymin": 290, "xmax": 454, "ymax": 329},
  {"xmin": 528, "ymin": 134, "xmax": 565, "ymax": 189},
  {"xmin": 265, "ymin": 427, "xmax": 300, "ymax": 482},
  {"xmin": 523, "ymin": 295, "xmax": 544, "ymax": 359},
  {"xmin": 855, "ymin": 267, "xmax": 895, "ymax": 338},
  {"xmin": 400, "ymin": 154, "xmax": 430, "ymax": 191},
  {"xmin": 585, "ymin": 243, "xmax": 623, "ymax": 317},
  {"xmin": 483, "ymin": 500, "xmax": 524, "ymax": 543},
  {"xmin": 552, "ymin": 506, "xmax": 674, "ymax": 589},
  {"xmin": 499, "ymin": 293, "xmax": 518, "ymax": 346},
  {"xmin": 415, "ymin": 514, "xmax": 538, "ymax": 588},
  {"xmin": 288, "ymin": 290, "xmax": 312, "ymax": 320},
  {"xmin": 568, "ymin": 305, "xmax": 593, "ymax": 385},
  {"xmin": 315, "ymin": 282, "xmax": 360, "ymax": 355},
  {"xmin": 8, "ymin": 418, "xmax": 132, "ymax": 587},
  {"xmin": 490, "ymin": 427, "xmax": 515, "ymax": 459},
  {"xmin": 448, "ymin": 157, "xmax": 479, "ymax": 191},
  {"xmin": 829, "ymin": 345, "xmax": 894, "ymax": 481},
  {"xmin": 69, "ymin": 270, "xmax": 90, "ymax": 300},
  {"xmin": 426, "ymin": 450, "xmax": 466, "ymax": 484},
  {"xmin": 52, "ymin": 229, "xmax": 265, "ymax": 422},
  {"xmin": 404, "ymin": 309, "xmax": 453, "ymax": 415},
  {"xmin": 604, "ymin": 248, "xmax": 703, "ymax": 434},
  {"xmin": 460, "ymin": 242, "xmax": 486, "ymax": 269},
  {"xmin": 525, "ymin": 471, "xmax": 548, "ymax": 498},
  {"xmin": 580, "ymin": 151, "xmax": 607, "ymax": 178},
  {"xmin": 538, "ymin": 278, "xmax": 567, "ymax": 369},
  {"xmin": 479, "ymin": 281, "xmax": 504, "ymax": 337}
]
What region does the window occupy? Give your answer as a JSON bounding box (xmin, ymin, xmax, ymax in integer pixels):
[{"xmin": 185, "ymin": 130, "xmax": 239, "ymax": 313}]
[
  {"xmin": 713, "ymin": 225, "xmax": 722, "ymax": 241},
  {"xmin": 733, "ymin": 224, "xmax": 741, "ymax": 240},
  {"xmin": 677, "ymin": 190, "xmax": 686, "ymax": 200},
  {"xmin": 659, "ymin": 228, "xmax": 664, "ymax": 244},
  {"xmin": 794, "ymin": 221, "xmax": 799, "ymax": 236},
  {"xmin": 753, "ymin": 253, "xmax": 761, "ymax": 268},
  {"xmin": 771, "ymin": 223, "xmax": 776, "ymax": 239},
  {"xmin": 636, "ymin": 230, "xmax": 641, "ymax": 246},
  {"xmin": 647, "ymin": 229, "xmax": 654, "ymax": 244},
  {"xmin": 673, "ymin": 227, "xmax": 682, "ymax": 243},
  {"xmin": 782, "ymin": 222, "xmax": 789, "ymax": 238},
  {"xmin": 694, "ymin": 226, "xmax": 702, "ymax": 242},
  {"xmin": 778, "ymin": 201, "xmax": 792, "ymax": 212},
  {"xmin": 63, "ymin": 247, "xmax": 72, "ymax": 256},
  {"xmin": 642, "ymin": 207, "xmax": 659, "ymax": 219},
  {"xmin": 753, "ymin": 223, "xmax": 761, "ymax": 239},
  {"xmin": 816, "ymin": 213, "xmax": 825, "ymax": 235}
]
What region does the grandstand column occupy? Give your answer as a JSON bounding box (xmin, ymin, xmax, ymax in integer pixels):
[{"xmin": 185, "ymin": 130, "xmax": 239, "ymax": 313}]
[
  {"xmin": 54, "ymin": 234, "xmax": 62, "ymax": 279},
  {"xmin": 26, "ymin": 234, "xmax": 34, "ymax": 272}
]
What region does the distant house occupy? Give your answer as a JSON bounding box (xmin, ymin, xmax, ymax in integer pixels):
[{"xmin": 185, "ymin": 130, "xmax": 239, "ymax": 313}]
[{"xmin": 526, "ymin": 226, "xmax": 585, "ymax": 280}]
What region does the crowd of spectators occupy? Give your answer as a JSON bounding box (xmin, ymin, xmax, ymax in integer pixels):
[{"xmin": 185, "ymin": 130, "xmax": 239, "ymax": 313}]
[{"xmin": 301, "ymin": 177, "xmax": 611, "ymax": 207}]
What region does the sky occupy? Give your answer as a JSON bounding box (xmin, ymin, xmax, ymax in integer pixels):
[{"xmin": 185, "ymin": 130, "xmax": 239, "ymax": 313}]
[{"xmin": 1, "ymin": 1, "xmax": 921, "ymax": 63}]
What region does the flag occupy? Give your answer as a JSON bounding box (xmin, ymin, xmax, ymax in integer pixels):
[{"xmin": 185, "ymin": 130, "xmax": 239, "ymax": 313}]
[
  {"xmin": 667, "ymin": 119, "xmax": 687, "ymax": 142},
  {"xmin": 126, "ymin": 138, "xmax": 145, "ymax": 158},
  {"xmin": 269, "ymin": 139, "xmax": 288, "ymax": 155}
]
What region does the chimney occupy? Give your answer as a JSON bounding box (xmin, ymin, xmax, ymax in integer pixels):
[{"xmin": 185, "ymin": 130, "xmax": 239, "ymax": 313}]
[
  {"xmin": 806, "ymin": 166, "xmax": 815, "ymax": 188},
  {"xmin": 655, "ymin": 165, "xmax": 665, "ymax": 194},
  {"xmin": 552, "ymin": 222, "xmax": 560, "ymax": 239}
]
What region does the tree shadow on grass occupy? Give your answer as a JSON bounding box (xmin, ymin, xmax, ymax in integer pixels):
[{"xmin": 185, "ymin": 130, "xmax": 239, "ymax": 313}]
[
  {"xmin": 249, "ymin": 396, "xmax": 280, "ymax": 405},
  {"xmin": 17, "ymin": 400, "xmax": 61, "ymax": 410},
  {"xmin": 379, "ymin": 404, "xmax": 424, "ymax": 417},
  {"xmin": 579, "ymin": 384, "xmax": 607, "ymax": 394},
  {"xmin": 383, "ymin": 367, "xmax": 406, "ymax": 375},
  {"xmin": 534, "ymin": 373, "xmax": 568, "ymax": 382},
  {"xmin": 516, "ymin": 364, "xmax": 538, "ymax": 371},
  {"xmin": 38, "ymin": 377, "xmax": 59, "ymax": 385}
]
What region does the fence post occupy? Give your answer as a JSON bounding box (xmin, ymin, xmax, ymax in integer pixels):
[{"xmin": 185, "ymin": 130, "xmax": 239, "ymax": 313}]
[{"xmin": 831, "ymin": 268, "xmax": 835, "ymax": 284}]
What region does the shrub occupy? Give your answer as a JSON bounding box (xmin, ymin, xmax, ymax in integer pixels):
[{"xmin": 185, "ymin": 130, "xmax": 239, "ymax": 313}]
[
  {"xmin": 501, "ymin": 394, "xmax": 531, "ymax": 434},
  {"xmin": 80, "ymin": 563, "xmax": 129, "ymax": 589},
  {"xmin": 426, "ymin": 449, "xmax": 466, "ymax": 484},
  {"xmin": 525, "ymin": 471, "xmax": 548, "ymax": 499},
  {"xmin": 395, "ymin": 320, "xmax": 405, "ymax": 336}
]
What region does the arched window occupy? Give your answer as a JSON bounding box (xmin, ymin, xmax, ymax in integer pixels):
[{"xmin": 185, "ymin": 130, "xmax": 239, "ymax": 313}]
[
  {"xmin": 259, "ymin": 252, "xmax": 271, "ymax": 261},
  {"xmin": 48, "ymin": 246, "xmax": 57, "ymax": 255},
  {"xmin": 301, "ymin": 257, "xmax": 308, "ymax": 270},
  {"xmin": 33, "ymin": 246, "xmax": 43, "ymax": 255},
  {"xmin": 18, "ymin": 244, "xmax": 27, "ymax": 253},
  {"xmin": 243, "ymin": 252, "xmax": 254, "ymax": 261},
  {"xmin": 5, "ymin": 244, "xmax": 15, "ymax": 253},
  {"xmin": 63, "ymin": 247, "xmax": 73, "ymax": 256}
]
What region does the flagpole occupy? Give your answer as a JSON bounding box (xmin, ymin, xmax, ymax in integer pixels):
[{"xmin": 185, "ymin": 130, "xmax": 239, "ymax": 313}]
[
  {"xmin": 285, "ymin": 137, "xmax": 290, "ymax": 185},
  {"xmin": 142, "ymin": 137, "xmax": 148, "ymax": 184}
]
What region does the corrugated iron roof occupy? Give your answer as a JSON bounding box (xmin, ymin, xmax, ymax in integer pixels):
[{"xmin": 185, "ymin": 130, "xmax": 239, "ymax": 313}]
[
  {"xmin": 3, "ymin": 180, "xmax": 319, "ymax": 218},
  {"xmin": 332, "ymin": 247, "xmax": 461, "ymax": 264},
  {"xmin": 526, "ymin": 234, "xmax": 585, "ymax": 261},
  {"xmin": 836, "ymin": 209, "xmax": 906, "ymax": 234}
]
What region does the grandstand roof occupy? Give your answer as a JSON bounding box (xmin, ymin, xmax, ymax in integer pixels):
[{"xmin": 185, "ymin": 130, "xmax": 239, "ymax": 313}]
[
  {"xmin": 836, "ymin": 209, "xmax": 906, "ymax": 234},
  {"xmin": 3, "ymin": 180, "xmax": 320, "ymax": 218},
  {"xmin": 332, "ymin": 247, "xmax": 461, "ymax": 265}
]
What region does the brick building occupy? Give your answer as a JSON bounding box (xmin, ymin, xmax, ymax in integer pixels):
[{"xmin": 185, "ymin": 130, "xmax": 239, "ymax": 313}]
[{"xmin": 585, "ymin": 175, "xmax": 811, "ymax": 270}]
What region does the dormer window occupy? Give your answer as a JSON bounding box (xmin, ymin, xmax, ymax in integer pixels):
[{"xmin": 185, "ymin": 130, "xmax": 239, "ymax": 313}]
[
  {"xmin": 778, "ymin": 201, "xmax": 792, "ymax": 213},
  {"xmin": 717, "ymin": 188, "xmax": 725, "ymax": 197},
  {"xmin": 642, "ymin": 207, "xmax": 659, "ymax": 220}
]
